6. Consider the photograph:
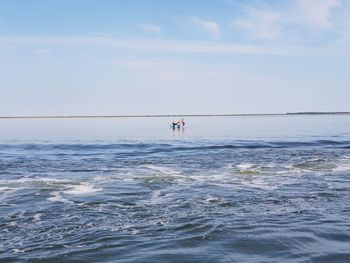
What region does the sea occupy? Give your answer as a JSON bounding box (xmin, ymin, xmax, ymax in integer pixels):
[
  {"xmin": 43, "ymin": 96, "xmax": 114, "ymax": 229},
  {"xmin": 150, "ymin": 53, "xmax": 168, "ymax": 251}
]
[{"xmin": 0, "ymin": 115, "xmax": 350, "ymax": 263}]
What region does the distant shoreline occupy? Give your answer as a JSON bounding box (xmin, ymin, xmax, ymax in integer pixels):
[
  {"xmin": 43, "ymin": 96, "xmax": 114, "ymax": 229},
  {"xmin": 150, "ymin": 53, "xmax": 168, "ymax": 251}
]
[{"xmin": 0, "ymin": 112, "xmax": 349, "ymax": 119}]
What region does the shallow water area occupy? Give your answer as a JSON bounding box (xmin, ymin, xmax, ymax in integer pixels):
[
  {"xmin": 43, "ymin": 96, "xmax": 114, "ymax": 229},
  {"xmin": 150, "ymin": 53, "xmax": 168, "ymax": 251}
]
[{"xmin": 1, "ymin": 115, "xmax": 350, "ymax": 262}]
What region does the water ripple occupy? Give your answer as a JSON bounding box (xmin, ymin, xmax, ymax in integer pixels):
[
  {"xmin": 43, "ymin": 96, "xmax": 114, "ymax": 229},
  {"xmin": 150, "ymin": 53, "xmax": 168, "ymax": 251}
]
[{"xmin": 1, "ymin": 140, "xmax": 350, "ymax": 262}]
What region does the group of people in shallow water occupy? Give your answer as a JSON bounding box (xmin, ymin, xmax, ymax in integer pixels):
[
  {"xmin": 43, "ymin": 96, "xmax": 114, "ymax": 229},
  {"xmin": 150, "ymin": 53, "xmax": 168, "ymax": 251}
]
[{"xmin": 171, "ymin": 118, "xmax": 185, "ymax": 129}]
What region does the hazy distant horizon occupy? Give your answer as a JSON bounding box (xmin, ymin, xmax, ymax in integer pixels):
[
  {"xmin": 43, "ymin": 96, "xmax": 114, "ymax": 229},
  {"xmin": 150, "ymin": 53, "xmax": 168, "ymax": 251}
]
[{"xmin": 1, "ymin": 111, "xmax": 350, "ymax": 119}]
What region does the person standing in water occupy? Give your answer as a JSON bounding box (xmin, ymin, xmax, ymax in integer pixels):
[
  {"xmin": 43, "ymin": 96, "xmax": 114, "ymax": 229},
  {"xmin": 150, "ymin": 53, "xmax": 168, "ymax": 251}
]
[
  {"xmin": 171, "ymin": 121, "xmax": 178, "ymax": 129},
  {"xmin": 171, "ymin": 118, "xmax": 185, "ymax": 129},
  {"xmin": 176, "ymin": 118, "xmax": 185, "ymax": 127}
]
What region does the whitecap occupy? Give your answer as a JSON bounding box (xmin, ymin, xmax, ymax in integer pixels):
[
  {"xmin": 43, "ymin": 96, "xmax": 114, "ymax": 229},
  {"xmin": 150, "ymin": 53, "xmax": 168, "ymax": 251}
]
[
  {"xmin": 142, "ymin": 164, "xmax": 181, "ymax": 175},
  {"xmin": 63, "ymin": 183, "xmax": 101, "ymax": 195},
  {"xmin": 33, "ymin": 213, "xmax": 42, "ymax": 222},
  {"xmin": 204, "ymin": 195, "xmax": 220, "ymax": 203},
  {"xmin": 236, "ymin": 163, "xmax": 253, "ymax": 170},
  {"xmin": 12, "ymin": 248, "xmax": 26, "ymax": 253},
  {"xmin": 236, "ymin": 163, "xmax": 258, "ymax": 174},
  {"xmin": 47, "ymin": 192, "xmax": 74, "ymax": 205},
  {"xmin": 333, "ymin": 157, "xmax": 350, "ymax": 172},
  {"xmin": 14, "ymin": 177, "xmax": 72, "ymax": 184},
  {"xmin": 131, "ymin": 229, "xmax": 140, "ymax": 235},
  {"xmin": 333, "ymin": 164, "xmax": 350, "ymax": 172}
]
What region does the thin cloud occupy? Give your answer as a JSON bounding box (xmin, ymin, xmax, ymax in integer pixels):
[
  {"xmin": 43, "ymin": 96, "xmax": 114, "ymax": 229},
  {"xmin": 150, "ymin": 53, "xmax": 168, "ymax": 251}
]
[
  {"xmin": 0, "ymin": 35, "xmax": 308, "ymax": 55},
  {"xmin": 231, "ymin": 0, "xmax": 344, "ymax": 40},
  {"xmin": 137, "ymin": 23, "xmax": 162, "ymax": 34},
  {"xmin": 292, "ymin": 0, "xmax": 341, "ymax": 29},
  {"xmin": 233, "ymin": 9, "xmax": 282, "ymax": 39},
  {"xmin": 191, "ymin": 17, "xmax": 220, "ymax": 37}
]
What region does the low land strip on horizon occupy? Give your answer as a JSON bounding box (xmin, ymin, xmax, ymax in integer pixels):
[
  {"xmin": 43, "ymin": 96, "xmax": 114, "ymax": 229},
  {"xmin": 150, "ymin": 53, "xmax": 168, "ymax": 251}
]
[{"xmin": 0, "ymin": 112, "xmax": 349, "ymax": 119}]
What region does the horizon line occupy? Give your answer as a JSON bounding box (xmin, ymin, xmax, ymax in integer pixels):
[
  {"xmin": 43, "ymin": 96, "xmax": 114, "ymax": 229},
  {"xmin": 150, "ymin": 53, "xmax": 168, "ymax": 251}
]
[{"xmin": 0, "ymin": 112, "xmax": 350, "ymax": 119}]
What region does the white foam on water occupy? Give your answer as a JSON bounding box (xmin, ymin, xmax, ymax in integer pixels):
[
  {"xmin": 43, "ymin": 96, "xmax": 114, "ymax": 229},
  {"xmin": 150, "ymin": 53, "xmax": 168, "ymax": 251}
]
[
  {"xmin": 333, "ymin": 164, "xmax": 350, "ymax": 172},
  {"xmin": 131, "ymin": 229, "xmax": 140, "ymax": 235},
  {"xmin": 333, "ymin": 157, "xmax": 350, "ymax": 172},
  {"xmin": 236, "ymin": 163, "xmax": 259, "ymax": 173},
  {"xmin": 12, "ymin": 177, "xmax": 71, "ymax": 184},
  {"xmin": 0, "ymin": 177, "xmax": 73, "ymax": 193},
  {"xmin": 204, "ymin": 195, "xmax": 220, "ymax": 203},
  {"xmin": 239, "ymin": 177, "xmax": 276, "ymax": 190},
  {"xmin": 142, "ymin": 164, "xmax": 181, "ymax": 175},
  {"xmin": 63, "ymin": 183, "xmax": 101, "ymax": 195},
  {"xmin": 236, "ymin": 163, "xmax": 253, "ymax": 170},
  {"xmin": 33, "ymin": 213, "xmax": 42, "ymax": 222},
  {"xmin": 63, "ymin": 244, "xmax": 86, "ymax": 248},
  {"xmin": 127, "ymin": 165, "xmax": 189, "ymax": 185},
  {"xmin": 192, "ymin": 173, "xmax": 228, "ymax": 183},
  {"xmin": 123, "ymin": 178, "xmax": 134, "ymax": 182},
  {"xmin": 12, "ymin": 248, "xmax": 26, "ymax": 253},
  {"xmin": 47, "ymin": 192, "xmax": 74, "ymax": 205},
  {"xmin": 120, "ymin": 224, "xmax": 140, "ymax": 235},
  {"xmin": 92, "ymin": 174, "xmax": 134, "ymax": 184}
]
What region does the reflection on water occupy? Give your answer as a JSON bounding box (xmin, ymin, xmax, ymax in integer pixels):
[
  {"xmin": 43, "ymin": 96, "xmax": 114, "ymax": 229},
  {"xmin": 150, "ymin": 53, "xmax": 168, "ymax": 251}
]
[
  {"xmin": 0, "ymin": 115, "xmax": 349, "ymax": 142},
  {"xmin": 171, "ymin": 125, "xmax": 185, "ymax": 138},
  {"xmin": 0, "ymin": 116, "xmax": 350, "ymax": 262}
]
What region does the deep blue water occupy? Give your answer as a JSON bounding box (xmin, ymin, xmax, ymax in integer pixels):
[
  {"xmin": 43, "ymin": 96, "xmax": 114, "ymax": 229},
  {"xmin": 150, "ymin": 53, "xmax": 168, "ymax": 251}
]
[{"xmin": 1, "ymin": 116, "xmax": 350, "ymax": 262}]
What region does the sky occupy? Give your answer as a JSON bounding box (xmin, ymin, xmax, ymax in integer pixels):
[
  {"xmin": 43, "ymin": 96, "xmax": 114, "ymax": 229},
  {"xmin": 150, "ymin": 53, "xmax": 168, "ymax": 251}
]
[{"xmin": 1, "ymin": 0, "xmax": 350, "ymax": 116}]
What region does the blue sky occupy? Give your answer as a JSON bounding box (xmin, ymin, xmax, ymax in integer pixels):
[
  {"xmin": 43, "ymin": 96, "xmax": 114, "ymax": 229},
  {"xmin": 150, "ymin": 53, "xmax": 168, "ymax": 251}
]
[{"xmin": 1, "ymin": 0, "xmax": 350, "ymax": 115}]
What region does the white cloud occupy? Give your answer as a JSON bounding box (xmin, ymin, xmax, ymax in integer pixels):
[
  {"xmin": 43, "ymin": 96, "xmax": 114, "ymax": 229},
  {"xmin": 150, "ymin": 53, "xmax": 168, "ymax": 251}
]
[
  {"xmin": 233, "ymin": 9, "xmax": 282, "ymax": 39},
  {"xmin": 231, "ymin": 0, "xmax": 344, "ymax": 40},
  {"xmin": 191, "ymin": 17, "xmax": 220, "ymax": 37},
  {"xmin": 137, "ymin": 23, "xmax": 162, "ymax": 34},
  {"xmin": 292, "ymin": 0, "xmax": 342, "ymax": 29}
]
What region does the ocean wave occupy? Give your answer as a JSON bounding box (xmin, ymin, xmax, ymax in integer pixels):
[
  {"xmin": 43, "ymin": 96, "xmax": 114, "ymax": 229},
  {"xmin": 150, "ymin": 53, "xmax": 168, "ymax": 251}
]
[{"xmin": 1, "ymin": 139, "xmax": 350, "ymax": 155}]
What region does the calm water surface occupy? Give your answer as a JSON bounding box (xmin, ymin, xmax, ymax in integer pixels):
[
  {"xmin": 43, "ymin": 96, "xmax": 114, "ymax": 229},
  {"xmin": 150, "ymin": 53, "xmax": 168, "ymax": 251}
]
[{"xmin": 1, "ymin": 116, "xmax": 350, "ymax": 262}]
